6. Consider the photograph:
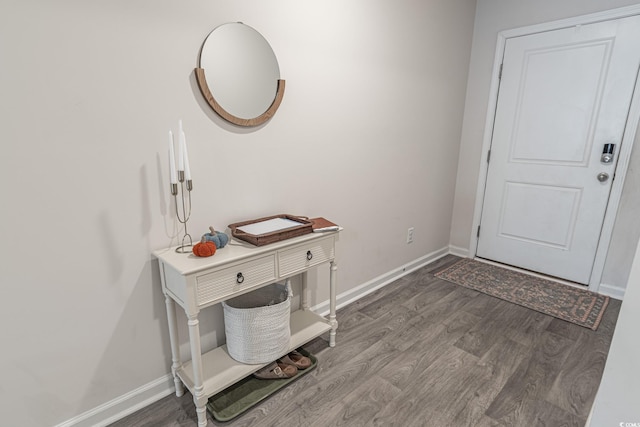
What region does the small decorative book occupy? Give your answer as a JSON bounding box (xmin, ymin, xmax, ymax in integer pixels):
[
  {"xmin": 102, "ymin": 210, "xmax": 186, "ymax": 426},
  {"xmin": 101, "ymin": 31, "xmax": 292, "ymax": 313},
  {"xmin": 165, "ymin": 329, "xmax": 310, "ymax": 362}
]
[{"xmin": 310, "ymin": 217, "xmax": 339, "ymax": 232}]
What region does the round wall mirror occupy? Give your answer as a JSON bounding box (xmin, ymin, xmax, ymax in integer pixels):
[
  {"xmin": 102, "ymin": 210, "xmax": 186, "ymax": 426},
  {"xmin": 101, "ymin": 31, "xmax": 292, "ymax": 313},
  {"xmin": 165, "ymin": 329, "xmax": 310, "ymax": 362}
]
[{"xmin": 195, "ymin": 23, "xmax": 285, "ymax": 127}]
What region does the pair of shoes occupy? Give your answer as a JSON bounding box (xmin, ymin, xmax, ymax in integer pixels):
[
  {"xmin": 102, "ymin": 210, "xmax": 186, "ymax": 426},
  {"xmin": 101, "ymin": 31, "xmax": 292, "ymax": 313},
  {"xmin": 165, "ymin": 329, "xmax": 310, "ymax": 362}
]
[
  {"xmin": 251, "ymin": 350, "xmax": 312, "ymax": 380},
  {"xmin": 253, "ymin": 361, "xmax": 297, "ymax": 380},
  {"xmin": 279, "ymin": 350, "xmax": 312, "ymax": 370}
]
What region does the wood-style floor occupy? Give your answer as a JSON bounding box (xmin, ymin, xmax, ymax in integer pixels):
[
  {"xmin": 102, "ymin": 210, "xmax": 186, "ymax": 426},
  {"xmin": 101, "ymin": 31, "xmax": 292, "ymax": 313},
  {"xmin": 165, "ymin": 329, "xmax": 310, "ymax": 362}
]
[{"xmin": 110, "ymin": 255, "xmax": 621, "ymax": 427}]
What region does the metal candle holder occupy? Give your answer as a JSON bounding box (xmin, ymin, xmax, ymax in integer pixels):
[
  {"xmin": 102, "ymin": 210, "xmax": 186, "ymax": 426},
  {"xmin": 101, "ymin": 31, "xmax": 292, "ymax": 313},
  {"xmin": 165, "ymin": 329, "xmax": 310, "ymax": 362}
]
[{"xmin": 172, "ymin": 170, "xmax": 193, "ymax": 253}]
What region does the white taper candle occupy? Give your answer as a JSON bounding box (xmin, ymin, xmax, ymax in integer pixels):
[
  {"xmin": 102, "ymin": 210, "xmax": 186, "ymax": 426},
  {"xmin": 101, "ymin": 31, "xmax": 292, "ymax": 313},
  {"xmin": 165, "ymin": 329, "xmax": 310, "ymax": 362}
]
[
  {"xmin": 183, "ymin": 132, "xmax": 191, "ymax": 181},
  {"xmin": 177, "ymin": 120, "xmax": 185, "ymax": 171},
  {"xmin": 168, "ymin": 130, "xmax": 177, "ymax": 184}
]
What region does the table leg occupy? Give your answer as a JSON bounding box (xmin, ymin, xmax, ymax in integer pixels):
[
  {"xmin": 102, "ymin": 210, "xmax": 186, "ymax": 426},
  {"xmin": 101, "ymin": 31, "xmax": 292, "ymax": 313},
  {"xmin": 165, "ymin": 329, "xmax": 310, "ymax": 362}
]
[
  {"xmin": 301, "ymin": 271, "xmax": 309, "ymax": 311},
  {"xmin": 164, "ymin": 294, "xmax": 184, "ymax": 397},
  {"xmin": 329, "ymin": 261, "xmax": 338, "ymax": 347},
  {"xmin": 187, "ymin": 313, "xmax": 208, "ymax": 427}
]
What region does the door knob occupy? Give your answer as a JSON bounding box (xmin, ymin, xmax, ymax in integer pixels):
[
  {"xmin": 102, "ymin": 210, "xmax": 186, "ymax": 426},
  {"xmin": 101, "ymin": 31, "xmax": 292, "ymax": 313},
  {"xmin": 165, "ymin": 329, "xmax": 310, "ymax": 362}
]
[{"xmin": 597, "ymin": 172, "xmax": 609, "ymax": 182}]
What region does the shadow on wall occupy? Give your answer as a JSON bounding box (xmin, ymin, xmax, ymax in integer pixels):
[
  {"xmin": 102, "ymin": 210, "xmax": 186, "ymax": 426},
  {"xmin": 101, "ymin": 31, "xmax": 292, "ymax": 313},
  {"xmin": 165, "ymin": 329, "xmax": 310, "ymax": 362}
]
[
  {"xmin": 78, "ymin": 255, "xmax": 231, "ymax": 412},
  {"xmin": 98, "ymin": 211, "xmax": 125, "ymax": 286},
  {"xmin": 73, "ymin": 259, "xmax": 172, "ymax": 417}
]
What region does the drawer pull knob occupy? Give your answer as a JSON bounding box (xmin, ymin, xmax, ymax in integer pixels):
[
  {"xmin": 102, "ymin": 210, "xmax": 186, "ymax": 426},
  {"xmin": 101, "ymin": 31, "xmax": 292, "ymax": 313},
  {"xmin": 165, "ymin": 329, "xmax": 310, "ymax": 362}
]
[
  {"xmin": 236, "ymin": 272, "xmax": 244, "ymax": 284},
  {"xmin": 306, "ymin": 250, "xmax": 313, "ymax": 261}
]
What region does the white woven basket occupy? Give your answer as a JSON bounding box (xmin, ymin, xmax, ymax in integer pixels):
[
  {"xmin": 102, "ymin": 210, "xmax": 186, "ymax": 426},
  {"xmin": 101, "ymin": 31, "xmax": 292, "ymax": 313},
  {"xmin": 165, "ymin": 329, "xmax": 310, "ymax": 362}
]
[{"xmin": 222, "ymin": 283, "xmax": 291, "ymax": 364}]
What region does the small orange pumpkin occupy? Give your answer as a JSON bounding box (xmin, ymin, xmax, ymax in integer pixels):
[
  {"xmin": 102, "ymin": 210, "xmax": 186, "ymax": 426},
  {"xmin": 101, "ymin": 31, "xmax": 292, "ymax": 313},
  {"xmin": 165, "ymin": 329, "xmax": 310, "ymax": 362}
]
[{"xmin": 193, "ymin": 237, "xmax": 217, "ymax": 257}]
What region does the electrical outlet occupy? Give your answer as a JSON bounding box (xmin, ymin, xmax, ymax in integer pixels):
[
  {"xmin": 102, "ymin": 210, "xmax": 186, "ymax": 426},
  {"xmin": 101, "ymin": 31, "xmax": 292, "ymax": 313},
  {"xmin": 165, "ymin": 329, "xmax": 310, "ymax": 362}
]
[{"xmin": 407, "ymin": 227, "xmax": 414, "ymax": 244}]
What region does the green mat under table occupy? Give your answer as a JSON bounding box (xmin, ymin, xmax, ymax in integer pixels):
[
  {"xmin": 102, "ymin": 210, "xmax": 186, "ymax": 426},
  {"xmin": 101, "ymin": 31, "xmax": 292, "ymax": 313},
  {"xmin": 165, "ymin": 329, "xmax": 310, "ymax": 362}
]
[{"xmin": 206, "ymin": 349, "xmax": 317, "ymax": 422}]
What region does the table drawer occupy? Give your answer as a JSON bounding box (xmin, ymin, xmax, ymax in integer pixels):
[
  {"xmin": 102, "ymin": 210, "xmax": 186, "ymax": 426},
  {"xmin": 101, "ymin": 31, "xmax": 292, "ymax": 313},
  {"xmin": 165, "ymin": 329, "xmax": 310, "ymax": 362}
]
[
  {"xmin": 278, "ymin": 237, "xmax": 335, "ymax": 277},
  {"xmin": 196, "ymin": 255, "xmax": 276, "ymax": 305}
]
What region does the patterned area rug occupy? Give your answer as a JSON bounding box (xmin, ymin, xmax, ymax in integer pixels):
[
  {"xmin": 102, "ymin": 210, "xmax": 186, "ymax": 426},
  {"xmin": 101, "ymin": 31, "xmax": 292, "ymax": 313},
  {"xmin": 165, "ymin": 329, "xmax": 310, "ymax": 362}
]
[{"xmin": 435, "ymin": 258, "xmax": 609, "ymax": 330}]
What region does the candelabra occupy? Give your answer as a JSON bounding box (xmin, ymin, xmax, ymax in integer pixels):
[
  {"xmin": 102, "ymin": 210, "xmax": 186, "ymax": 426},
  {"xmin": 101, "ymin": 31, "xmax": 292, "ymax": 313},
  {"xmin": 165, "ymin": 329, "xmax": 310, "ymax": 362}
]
[
  {"xmin": 168, "ymin": 120, "xmax": 193, "ymax": 254},
  {"xmin": 172, "ymin": 171, "xmax": 193, "ymax": 253}
]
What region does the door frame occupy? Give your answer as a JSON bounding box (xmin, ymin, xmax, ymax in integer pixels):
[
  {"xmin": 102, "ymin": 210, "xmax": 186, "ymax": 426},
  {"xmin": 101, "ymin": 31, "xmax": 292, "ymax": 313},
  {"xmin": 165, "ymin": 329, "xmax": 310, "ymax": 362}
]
[{"xmin": 469, "ymin": 4, "xmax": 640, "ymax": 293}]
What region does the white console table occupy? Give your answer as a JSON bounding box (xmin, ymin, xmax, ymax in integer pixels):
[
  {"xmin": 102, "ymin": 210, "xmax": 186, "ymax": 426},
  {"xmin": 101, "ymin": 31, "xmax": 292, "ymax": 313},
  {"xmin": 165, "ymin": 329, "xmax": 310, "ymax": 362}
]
[{"xmin": 153, "ymin": 230, "xmax": 339, "ymax": 427}]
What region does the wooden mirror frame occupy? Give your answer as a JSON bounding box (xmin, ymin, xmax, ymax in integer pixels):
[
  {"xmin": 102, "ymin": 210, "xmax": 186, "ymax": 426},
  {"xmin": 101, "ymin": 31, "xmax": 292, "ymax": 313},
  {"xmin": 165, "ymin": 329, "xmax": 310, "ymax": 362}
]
[{"xmin": 195, "ymin": 68, "xmax": 285, "ymax": 127}]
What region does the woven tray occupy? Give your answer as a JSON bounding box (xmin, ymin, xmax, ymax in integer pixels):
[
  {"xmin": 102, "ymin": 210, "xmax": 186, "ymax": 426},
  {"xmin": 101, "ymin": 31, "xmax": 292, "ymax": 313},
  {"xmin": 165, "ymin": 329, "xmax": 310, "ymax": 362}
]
[{"xmin": 228, "ymin": 214, "xmax": 313, "ymax": 246}]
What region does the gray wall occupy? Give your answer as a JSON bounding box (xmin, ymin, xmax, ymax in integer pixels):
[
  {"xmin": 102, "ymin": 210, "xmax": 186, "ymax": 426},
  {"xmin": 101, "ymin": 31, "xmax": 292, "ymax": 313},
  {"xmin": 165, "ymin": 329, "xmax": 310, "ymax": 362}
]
[
  {"xmin": 589, "ymin": 236, "xmax": 640, "ymax": 423},
  {"xmin": 0, "ymin": 1, "xmax": 476, "ymax": 426},
  {"xmin": 449, "ymin": 0, "xmax": 640, "ymax": 294}
]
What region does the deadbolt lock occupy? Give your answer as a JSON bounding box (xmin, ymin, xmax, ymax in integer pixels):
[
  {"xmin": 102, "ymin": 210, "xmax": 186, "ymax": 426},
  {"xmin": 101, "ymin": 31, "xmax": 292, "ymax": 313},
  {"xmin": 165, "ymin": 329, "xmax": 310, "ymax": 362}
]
[{"xmin": 601, "ymin": 144, "xmax": 615, "ymax": 164}]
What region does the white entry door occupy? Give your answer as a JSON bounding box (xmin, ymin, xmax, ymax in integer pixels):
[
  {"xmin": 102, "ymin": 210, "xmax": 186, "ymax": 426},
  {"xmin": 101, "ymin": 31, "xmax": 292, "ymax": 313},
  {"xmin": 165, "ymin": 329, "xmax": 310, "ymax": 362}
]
[{"xmin": 477, "ymin": 15, "xmax": 640, "ymax": 284}]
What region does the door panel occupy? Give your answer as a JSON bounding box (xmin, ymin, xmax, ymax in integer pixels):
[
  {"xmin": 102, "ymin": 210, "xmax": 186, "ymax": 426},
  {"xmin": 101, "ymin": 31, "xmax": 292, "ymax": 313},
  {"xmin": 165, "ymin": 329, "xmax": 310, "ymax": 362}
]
[
  {"xmin": 477, "ymin": 15, "xmax": 640, "ymax": 284},
  {"xmin": 498, "ymin": 182, "xmax": 581, "ymax": 250},
  {"xmin": 510, "ymin": 41, "xmax": 610, "ymax": 166}
]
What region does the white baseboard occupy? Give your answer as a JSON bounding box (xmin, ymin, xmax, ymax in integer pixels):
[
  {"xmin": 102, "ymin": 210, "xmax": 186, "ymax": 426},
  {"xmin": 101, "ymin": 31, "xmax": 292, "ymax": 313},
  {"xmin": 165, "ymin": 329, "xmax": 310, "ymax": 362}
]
[
  {"xmin": 58, "ymin": 247, "xmax": 451, "ymax": 427},
  {"xmin": 597, "ymin": 283, "xmax": 626, "ymax": 300},
  {"xmin": 448, "ymin": 244, "xmax": 469, "ymax": 258},
  {"xmin": 54, "ymin": 374, "xmax": 175, "ymax": 427},
  {"xmin": 311, "ymin": 246, "xmax": 450, "ymax": 316}
]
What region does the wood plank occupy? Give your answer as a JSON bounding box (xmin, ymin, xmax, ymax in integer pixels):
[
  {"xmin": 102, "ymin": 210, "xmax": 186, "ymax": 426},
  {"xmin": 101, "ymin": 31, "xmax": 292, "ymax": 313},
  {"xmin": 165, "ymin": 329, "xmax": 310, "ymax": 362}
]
[
  {"xmin": 545, "ymin": 324, "xmax": 615, "ymax": 418},
  {"xmin": 484, "ymin": 331, "xmax": 575, "ymax": 425},
  {"xmin": 453, "ymin": 314, "xmax": 511, "ymax": 359},
  {"xmin": 516, "ymin": 398, "xmax": 586, "ymax": 427},
  {"xmin": 476, "ymin": 336, "xmax": 530, "ymax": 401},
  {"xmin": 421, "ymin": 254, "xmax": 463, "ymax": 273},
  {"xmin": 261, "ymin": 339, "xmax": 401, "ymax": 426},
  {"xmin": 335, "ymin": 276, "xmax": 411, "ymax": 319},
  {"xmin": 375, "ymin": 345, "xmax": 487, "ymax": 426},
  {"xmin": 505, "ymin": 308, "xmax": 553, "ymax": 348},
  {"xmin": 458, "ymin": 292, "xmax": 509, "ymax": 318},
  {"xmin": 358, "ymin": 279, "xmax": 429, "ymax": 319},
  {"xmin": 336, "ymin": 303, "xmax": 419, "ymax": 350},
  {"xmin": 310, "ymin": 376, "xmax": 401, "ymax": 426},
  {"xmin": 405, "ymin": 282, "xmax": 479, "ymax": 323}
]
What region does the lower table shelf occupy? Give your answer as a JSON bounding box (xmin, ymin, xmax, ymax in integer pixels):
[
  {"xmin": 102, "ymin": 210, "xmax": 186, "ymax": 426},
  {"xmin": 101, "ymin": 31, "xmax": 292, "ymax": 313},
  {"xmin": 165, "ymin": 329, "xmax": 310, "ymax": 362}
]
[
  {"xmin": 177, "ymin": 309, "xmax": 331, "ymax": 398},
  {"xmin": 206, "ymin": 348, "xmax": 318, "ymax": 422}
]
